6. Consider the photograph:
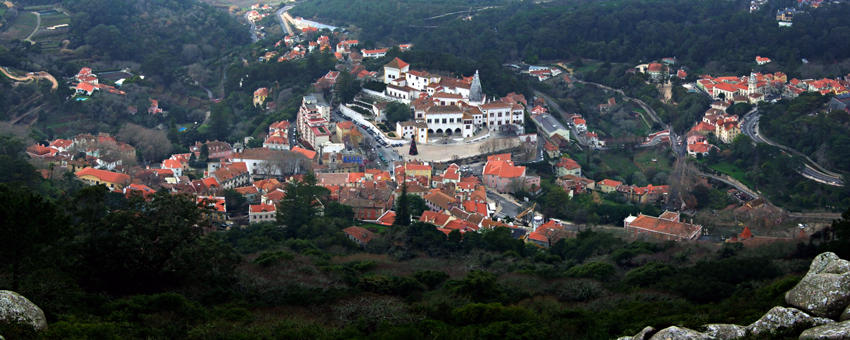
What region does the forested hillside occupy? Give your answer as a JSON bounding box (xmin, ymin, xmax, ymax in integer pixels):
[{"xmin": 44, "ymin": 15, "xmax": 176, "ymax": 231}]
[
  {"xmin": 63, "ymin": 0, "xmax": 249, "ymax": 83},
  {"xmin": 295, "ymin": 0, "xmax": 850, "ymax": 76},
  {"xmin": 0, "ymin": 133, "xmax": 842, "ymax": 339},
  {"xmin": 759, "ymin": 93, "xmax": 850, "ymax": 173}
]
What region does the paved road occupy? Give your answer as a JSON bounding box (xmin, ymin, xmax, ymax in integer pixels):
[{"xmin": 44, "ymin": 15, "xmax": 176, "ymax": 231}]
[
  {"xmin": 275, "ymin": 5, "xmax": 295, "ymax": 36},
  {"xmin": 331, "ymin": 109, "xmax": 400, "ymax": 172},
  {"xmin": 487, "ymin": 190, "xmax": 521, "ymax": 217},
  {"xmin": 573, "ymin": 80, "xmax": 665, "ymax": 126},
  {"xmin": 24, "ymin": 12, "xmax": 40, "ymax": 42},
  {"xmin": 244, "ymin": 12, "xmax": 261, "ymax": 42},
  {"xmin": 741, "ymin": 109, "xmax": 844, "ymax": 186}
]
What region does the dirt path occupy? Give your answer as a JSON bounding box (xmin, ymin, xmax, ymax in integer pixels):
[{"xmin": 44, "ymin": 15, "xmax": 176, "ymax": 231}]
[
  {"xmin": 24, "ymin": 11, "xmax": 40, "ymax": 42},
  {"xmin": 660, "ymin": 82, "xmax": 673, "ymax": 103},
  {"xmin": 0, "ymin": 66, "xmax": 59, "ymax": 90}
]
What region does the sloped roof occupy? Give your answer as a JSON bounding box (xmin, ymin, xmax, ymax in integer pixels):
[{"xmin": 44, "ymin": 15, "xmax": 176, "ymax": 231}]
[
  {"xmin": 75, "ymin": 167, "xmax": 130, "ymax": 184},
  {"xmin": 343, "ymin": 226, "xmax": 377, "ymax": 244},
  {"xmin": 385, "ymin": 57, "xmax": 409, "ymax": 70}
]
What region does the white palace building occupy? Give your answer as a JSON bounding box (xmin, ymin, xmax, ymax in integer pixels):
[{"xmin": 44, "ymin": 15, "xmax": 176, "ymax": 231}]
[{"xmin": 382, "ymin": 58, "xmax": 525, "ymax": 143}]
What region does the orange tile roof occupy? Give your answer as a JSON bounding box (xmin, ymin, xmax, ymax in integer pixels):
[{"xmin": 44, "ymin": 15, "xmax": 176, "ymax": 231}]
[
  {"xmin": 557, "ymin": 158, "xmax": 581, "ymax": 170},
  {"xmin": 250, "ymin": 203, "xmax": 276, "ymax": 213},
  {"xmin": 236, "ymin": 186, "xmax": 259, "ymax": 195},
  {"xmin": 291, "ymin": 146, "xmax": 317, "ymax": 160},
  {"xmin": 599, "ymin": 179, "xmax": 623, "ymax": 188},
  {"xmin": 385, "ymin": 57, "xmax": 409, "ymax": 69},
  {"xmin": 487, "ymin": 153, "xmax": 512, "ymax": 162},
  {"xmin": 75, "ymin": 168, "xmax": 130, "ymax": 184},
  {"xmin": 420, "ymin": 210, "xmax": 452, "ymax": 226},
  {"xmin": 343, "ymin": 226, "xmax": 376, "ymax": 244},
  {"xmin": 627, "ymin": 214, "xmax": 701, "ymax": 239},
  {"xmin": 197, "ymin": 196, "xmax": 226, "ymax": 212},
  {"xmin": 376, "ymin": 211, "xmax": 396, "ymax": 226}
]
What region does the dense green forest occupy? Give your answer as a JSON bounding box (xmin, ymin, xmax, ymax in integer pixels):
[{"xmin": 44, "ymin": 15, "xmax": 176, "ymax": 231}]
[
  {"xmin": 759, "ymin": 93, "xmax": 850, "ymax": 173},
  {"xmin": 295, "ymin": 0, "xmax": 850, "ymax": 77},
  {"xmin": 0, "ymin": 132, "xmax": 847, "ymax": 339},
  {"xmin": 61, "ymin": 0, "xmax": 250, "ymax": 83}
]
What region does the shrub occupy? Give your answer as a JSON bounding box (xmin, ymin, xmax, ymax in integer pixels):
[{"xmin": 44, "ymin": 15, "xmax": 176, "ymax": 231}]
[{"xmin": 565, "ymin": 261, "xmax": 617, "ymax": 281}]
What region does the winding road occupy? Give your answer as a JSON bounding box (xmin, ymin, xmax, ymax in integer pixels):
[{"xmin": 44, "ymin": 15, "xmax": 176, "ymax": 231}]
[
  {"xmin": 0, "ymin": 66, "xmax": 58, "ymax": 90},
  {"xmin": 740, "ymin": 108, "xmax": 844, "ymax": 186},
  {"xmin": 23, "ymin": 11, "xmax": 40, "ymax": 42}
]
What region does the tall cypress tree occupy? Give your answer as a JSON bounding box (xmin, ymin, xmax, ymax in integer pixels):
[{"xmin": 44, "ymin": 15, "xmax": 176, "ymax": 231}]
[
  {"xmin": 409, "ymin": 136, "xmax": 418, "ymax": 156},
  {"xmin": 395, "ymin": 181, "xmax": 410, "ymax": 226}
]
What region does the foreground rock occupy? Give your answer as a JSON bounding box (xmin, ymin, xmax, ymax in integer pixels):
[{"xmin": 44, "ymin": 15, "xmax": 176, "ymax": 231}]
[
  {"xmin": 799, "ymin": 320, "xmax": 850, "ymax": 340},
  {"xmin": 702, "ymin": 324, "xmax": 746, "ymax": 339},
  {"xmin": 786, "ymin": 252, "xmax": 850, "ymax": 319},
  {"xmin": 0, "ymin": 291, "xmax": 47, "ymax": 330},
  {"xmin": 648, "ymin": 326, "xmax": 712, "ymax": 340},
  {"xmin": 746, "ymin": 306, "xmax": 833, "ymax": 335},
  {"xmin": 617, "ymin": 326, "xmax": 654, "ymax": 340}
]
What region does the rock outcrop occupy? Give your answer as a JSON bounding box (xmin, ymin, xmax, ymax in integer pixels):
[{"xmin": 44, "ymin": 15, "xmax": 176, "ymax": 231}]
[
  {"xmin": 647, "ymin": 326, "xmax": 712, "ymax": 340},
  {"xmin": 0, "ymin": 290, "xmax": 47, "ymax": 330},
  {"xmin": 786, "ymin": 252, "xmax": 850, "ymax": 319},
  {"xmin": 798, "ymin": 320, "xmax": 850, "ymax": 340},
  {"xmin": 618, "ymin": 252, "xmax": 850, "ymax": 340},
  {"xmin": 745, "ymin": 306, "xmax": 833, "ymax": 335},
  {"xmin": 616, "ymin": 326, "xmax": 654, "ymax": 340},
  {"xmin": 702, "ymin": 324, "xmax": 745, "ymax": 339}
]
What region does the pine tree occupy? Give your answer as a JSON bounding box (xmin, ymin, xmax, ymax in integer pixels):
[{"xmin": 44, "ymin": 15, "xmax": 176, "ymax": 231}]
[
  {"xmin": 409, "ymin": 136, "xmax": 418, "ymax": 156},
  {"xmin": 395, "ymin": 182, "xmax": 410, "ymax": 226}
]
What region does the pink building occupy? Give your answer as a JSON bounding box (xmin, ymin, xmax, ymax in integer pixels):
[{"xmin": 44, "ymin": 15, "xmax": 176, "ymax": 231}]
[{"xmin": 482, "ymin": 154, "xmax": 539, "ymax": 193}]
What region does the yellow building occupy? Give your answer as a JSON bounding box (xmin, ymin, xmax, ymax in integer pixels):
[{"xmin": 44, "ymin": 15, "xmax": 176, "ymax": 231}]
[
  {"xmin": 404, "ymin": 163, "xmax": 432, "ymax": 178},
  {"xmin": 75, "ymin": 167, "xmax": 131, "ymax": 190},
  {"xmin": 253, "ymin": 88, "xmax": 269, "ymax": 107},
  {"xmin": 716, "ymin": 121, "xmax": 741, "ymax": 144}
]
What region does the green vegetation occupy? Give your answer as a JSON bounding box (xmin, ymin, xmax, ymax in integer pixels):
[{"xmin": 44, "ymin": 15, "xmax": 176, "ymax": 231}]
[
  {"xmin": 0, "ymin": 11, "xmax": 37, "ymax": 40},
  {"xmin": 39, "ymin": 13, "xmax": 70, "ymax": 28},
  {"xmin": 0, "ymin": 133, "xmax": 843, "ymax": 339},
  {"xmin": 598, "ymin": 152, "xmax": 641, "ymax": 178},
  {"xmin": 709, "ymin": 160, "xmax": 754, "ymax": 189},
  {"xmin": 759, "ymin": 92, "xmax": 849, "ymax": 173},
  {"xmin": 296, "ymin": 0, "xmax": 850, "ymax": 78}
]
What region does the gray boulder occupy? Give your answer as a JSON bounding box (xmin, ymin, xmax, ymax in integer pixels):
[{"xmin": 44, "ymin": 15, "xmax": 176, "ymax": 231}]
[
  {"xmin": 807, "ymin": 253, "xmax": 850, "ymax": 277},
  {"xmin": 0, "ymin": 291, "xmax": 47, "ymax": 330},
  {"xmin": 617, "ymin": 326, "xmax": 655, "ymax": 340},
  {"xmin": 702, "ymin": 324, "xmax": 746, "ymax": 339},
  {"xmin": 786, "ymin": 253, "xmax": 850, "ymax": 318},
  {"xmin": 647, "ymin": 326, "xmax": 712, "ymax": 340},
  {"xmin": 745, "ymin": 306, "xmax": 832, "ymax": 335},
  {"xmin": 799, "ymin": 320, "xmax": 850, "ymax": 340},
  {"xmin": 841, "ymin": 305, "xmax": 850, "ymax": 322}
]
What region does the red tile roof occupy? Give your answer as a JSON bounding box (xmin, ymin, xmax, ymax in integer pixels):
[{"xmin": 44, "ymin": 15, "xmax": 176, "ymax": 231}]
[
  {"xmin": 250, "ymin": 203, "xmax": 276, "ymax": 213},
  {"xmin": 599, "ymin": 179, "xmax": 622, "ymax": 188},
  {"xmin": 420, "ymin": 210, "xmax": 451, "ymax": 226},
  {"xmin": 376, "ymin": 211, "xmax": 396, "ymax": 226},
  {"xmin": 627, "ymin": 214, "xmax": 701, "ymax": 239},
  {"xmin": 557, "ymin": 158, "xmax": 581, "ymax": 170},
  {"xmin": 197, "ymin": 196, "xmax": 226, "ymax": 212},
  {"xmin": 75, "ymin": 168, "xmax": 130, "ymax": 184},
  {"xmin": 292, "ymin": 146, "xmax": 317, "ymax": 160},
  {"xmin": 343, "ymin": 226, "xmax": 376, "ymax": 244}
]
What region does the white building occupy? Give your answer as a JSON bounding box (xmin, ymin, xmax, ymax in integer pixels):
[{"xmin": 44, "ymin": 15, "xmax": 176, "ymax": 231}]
[{"xmin": 396, "ymin": 121, "xmax": 429, "ymax": 143}]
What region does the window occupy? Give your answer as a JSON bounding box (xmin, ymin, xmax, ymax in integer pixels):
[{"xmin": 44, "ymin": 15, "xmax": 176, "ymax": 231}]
[
  {"xmin": 498, "ymin": 112, "xmax": 502, "ymax": 117},
  {"xmin": 449, "ymin": 118, "xmax": 454, "ymax": 123},
  {"xmin": 427, "ymin": 119, "xmax": 432, "ymax": 123},
  {"xmin": 442, "ymin": 119, "xmax": 447, "ymax": 124}
]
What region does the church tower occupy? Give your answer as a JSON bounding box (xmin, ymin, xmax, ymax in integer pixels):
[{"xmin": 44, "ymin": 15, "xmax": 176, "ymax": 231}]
[
  {"xmin": 748, "ymin": 71, "xmax": 757, "ymax": 95},
  {"xmin": 468, "ymin": 70, "xmax": 484, "ymax": 103}
]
